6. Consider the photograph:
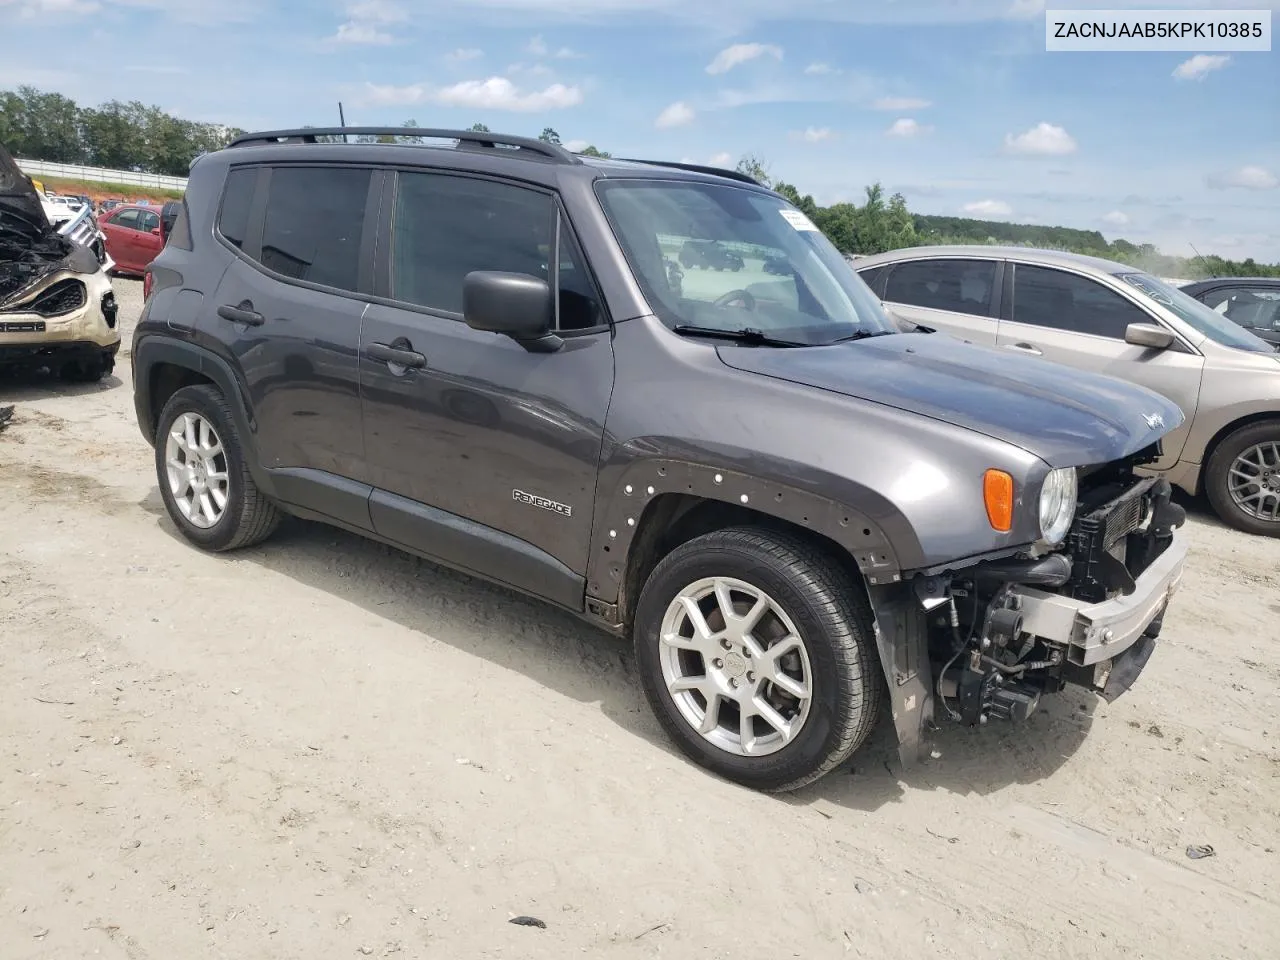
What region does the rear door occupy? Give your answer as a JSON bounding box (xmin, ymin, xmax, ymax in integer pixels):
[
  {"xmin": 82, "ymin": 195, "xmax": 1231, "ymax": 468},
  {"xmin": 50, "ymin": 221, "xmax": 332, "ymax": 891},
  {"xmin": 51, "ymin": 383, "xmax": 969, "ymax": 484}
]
[
  {"xmin": 135, "ymin": 208, "xmax": 164, "ymax": 269},
  {"xmin": 995, "ymin": 261, "xmax": 1205, "ymax": 468},
  {"xmin": 206, "ymin": 163, "xmax": 378, "ymax": 502},
  {"xmin": 879, "ymin": 256, "xmax": 1002, "ymax": 344}
]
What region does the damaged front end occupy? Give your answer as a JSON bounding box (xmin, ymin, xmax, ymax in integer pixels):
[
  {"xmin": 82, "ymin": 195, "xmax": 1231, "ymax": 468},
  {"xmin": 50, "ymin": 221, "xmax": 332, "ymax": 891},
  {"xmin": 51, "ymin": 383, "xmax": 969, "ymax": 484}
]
[
  {"xmin": 1, "ymin": 142, "xmax": 119, "ymax": 377},
  {"xmin": 874, "ymin": 446, "xmax": 1189, "ymax": 765}
]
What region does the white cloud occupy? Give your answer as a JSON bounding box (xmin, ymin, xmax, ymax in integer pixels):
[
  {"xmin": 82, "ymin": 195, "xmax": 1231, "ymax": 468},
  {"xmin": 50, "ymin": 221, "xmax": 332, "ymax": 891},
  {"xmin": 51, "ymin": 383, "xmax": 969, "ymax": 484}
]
[
  {"xmin": 1207, "ymin": 165, "xmax": 1278, "ymax": 190},
  {"xmin": 1004, "ymin": 122, "xmax": 1077, "ymax": 156},
  {"xmin": 433, "ymin": 76, "xmax": 582, "ymax": 111},
  {"xmin": 447, "ymin": 47, "xmax": 484, "ymax": 61},
  {"xmin": 332, "ymin": 21, "xmax": 394, "ymax": 44},
  {"xmin": 706, "ymin": 42, "xmax": 783, "ymax": 75},
  {"xmin": 507, "ymin": 61, "xmax": 554, "ymax": 76},
  {"xmin": 872, "ymin": 96, "xmax": 931, "ymax": 111},
  {"xmin": 1173, "ymin": 54, "xmax": 1231, "ymax": 81},
  {"xmin": 345, "ymin": 0, "xmax": 407, "ymax": 21},
  {"xmin": 885, "ymin": 118, "xmax": 931, "ymax": 138},
  {"xmin": 792, "ymin": 126, "xmax": 834, "ymax": 143},
  {"xmin": 1102, "ymin": 210, "xmax": 1130, "ymax": 226},
  {"xmin": 655, "ymin": 101, "xmax": 696, "ymax": 128},
  {"xmin": 527, "ymin": 34, "xmax": 549, "ymax": 56},
  {"xmin": 708, "ymin": 152, "xmax": 734, "ymax": 167},
  {"xmin": 563, "ymin": 139, "xmax": 590, "ymax": 152},
  {"xmin": 804, "ymin": 62, "xmax": 838, "ymax": 75},
  {"xmin": 963, "ymin": 199, "xmax": 1013, "ymax": 217},
  {"xmin": 1007, "ymin": 0, "xmax": 1044, "ymax": 18},
  {"xmin": 361, "ymin": 76, "xmax": 583, "ymax": 111},
  {"xmin": 9, "ymin": 0, "xmax": 101, "ymax": 15},
  {"xmin": 554, "ymin": 46, "xmax": 584, "ymax": 59}
]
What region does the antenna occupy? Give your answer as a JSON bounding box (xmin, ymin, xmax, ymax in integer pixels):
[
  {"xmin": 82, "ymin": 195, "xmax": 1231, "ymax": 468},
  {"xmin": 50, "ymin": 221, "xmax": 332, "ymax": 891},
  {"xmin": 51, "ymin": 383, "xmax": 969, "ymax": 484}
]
[
  {"xmin": 337, "ymin": 102, "xmax": 348, "ymax": 144},
  {"xmin": 1189, "ymin": 242, "xmax": 1216, "ymax": 279}
]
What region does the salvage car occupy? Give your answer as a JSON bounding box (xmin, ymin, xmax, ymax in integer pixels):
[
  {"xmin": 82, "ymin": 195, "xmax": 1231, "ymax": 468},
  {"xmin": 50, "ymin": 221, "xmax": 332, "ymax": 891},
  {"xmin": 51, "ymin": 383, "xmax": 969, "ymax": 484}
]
[
  {"xmin": 856, "ymin": 247, "xmax": 1280, "ymax": 537},
  {"xmin": 99, "ymin": 203, "xmax": 165, "ymax": 276},
  {"xmin": 132, "ymin": 128, "xmax": 1188, "ymax": 791},
  {"xmin": 1179, "ymin": 277, "xmax": 1280, "ymax": 348},
  {"xmin": 1, "ymin": 143, "xmax": 120, "ymax": 381}
]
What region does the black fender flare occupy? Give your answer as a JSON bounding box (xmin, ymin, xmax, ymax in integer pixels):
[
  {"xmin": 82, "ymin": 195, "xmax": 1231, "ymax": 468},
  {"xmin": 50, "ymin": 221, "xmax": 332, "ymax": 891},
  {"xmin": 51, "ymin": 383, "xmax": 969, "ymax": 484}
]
[{"xmin": 131, "ymin": 335, "xmax": 277, "ymax": 498}]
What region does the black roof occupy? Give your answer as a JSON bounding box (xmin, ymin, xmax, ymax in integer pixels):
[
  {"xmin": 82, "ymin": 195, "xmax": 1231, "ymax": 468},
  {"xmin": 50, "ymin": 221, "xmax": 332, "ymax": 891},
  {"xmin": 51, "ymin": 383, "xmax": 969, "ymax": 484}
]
[
  {"xmin": 213, "ymin": 126, "xmax": 768, "ymax": 192},
  {"xmin": 1181, "ymin": 276, "xmax": 1280, "ymax": 291}
]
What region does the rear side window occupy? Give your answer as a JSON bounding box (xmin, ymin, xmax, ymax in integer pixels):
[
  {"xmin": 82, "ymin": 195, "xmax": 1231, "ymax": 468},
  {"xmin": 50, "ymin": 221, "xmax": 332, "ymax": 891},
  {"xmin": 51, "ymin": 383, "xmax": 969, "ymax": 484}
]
[
  {"xmin": 217, "ymin": 168, "xmax": 256, "ymax": 250},
  {"xmin": 259, "ymin": 167, "xmax": 371, "ymax": 292},
  {"xmin": 1013, "ymin": 264, "xmax": 1150, "ymax": 339},
  {"xmin": 138, "ymin": 210, "xmax": 160, "ymax": 233},
  {"xmin": 884, "ymin": 258, "xmax": 996, "ymax": 317},
  {"xmin": 390, "ymin": 172, "xmax": 553, "ymax": 315}
]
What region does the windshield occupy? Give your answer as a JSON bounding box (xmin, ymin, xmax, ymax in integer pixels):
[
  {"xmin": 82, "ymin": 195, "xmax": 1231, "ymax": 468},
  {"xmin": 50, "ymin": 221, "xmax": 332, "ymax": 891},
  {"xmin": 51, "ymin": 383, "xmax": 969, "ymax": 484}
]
[
  {"xmin": 595, "ymin": 179, "xmax": 896, "ymax": 345},
  {"xmin": 1118, "ymin": 272, "xmax": 1275, "ymax": 354}
]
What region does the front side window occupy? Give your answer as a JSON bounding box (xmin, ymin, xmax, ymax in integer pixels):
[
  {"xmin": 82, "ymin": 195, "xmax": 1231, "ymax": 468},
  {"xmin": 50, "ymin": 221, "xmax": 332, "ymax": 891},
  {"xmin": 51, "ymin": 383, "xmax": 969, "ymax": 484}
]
[
  {"xmin": 390, "ymin": 172, "xmax": 552, "ymax": 316},
  {"xmin": 258, "ymin": 166, "xmax": 370, "ymax": 292},
  {"xmin": 112, "ymin": 208, "xmax": 141, "ymax": 230},
  {"xmin": 1013, "ymin": 264, "xmax": 1150, "ymax": 338},
  {"xmin": 1119, "ymin": 272, "xmax": 1273, "ymax": 353},
  {"xmin": 884, "ymin": 258, "xmax": 996, "ymax": 318},
  {"xmin": 595, "ymin": 179, "xmax": 893, "ymax": 344},
  {"xmin": 1201, "ymin": 286, "xmax": 1280, "ymax": 333}
]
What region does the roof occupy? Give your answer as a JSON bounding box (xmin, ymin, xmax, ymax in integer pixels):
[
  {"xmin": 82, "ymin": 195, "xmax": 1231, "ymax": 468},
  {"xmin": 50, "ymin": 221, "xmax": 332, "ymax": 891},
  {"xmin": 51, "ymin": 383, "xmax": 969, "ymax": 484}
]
[
  {"xmin": 1180, "ymin": 276, "xmax": 1280, "ymax": 289},
  {"xmin": 853, "ymin": 244, "xmax": 1141, "ymax": 276},
  {"xmin": 209, "ymin": 127, "xmax": 770, "ymax": 193}
]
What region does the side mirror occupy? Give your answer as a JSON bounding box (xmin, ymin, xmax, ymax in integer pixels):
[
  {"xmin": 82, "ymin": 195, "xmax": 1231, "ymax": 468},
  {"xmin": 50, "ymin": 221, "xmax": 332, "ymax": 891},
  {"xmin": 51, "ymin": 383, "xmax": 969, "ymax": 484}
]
[
  {"xmin": 150, "ymin": 227, "xmax": 162, "ymax": 237},
  {"xmin": 1124, "ymin": 322, "xmax": 1174, "ymax": 350},
  {"xmin": 463, "ymin": 271, "xmax": 561, "ymax": 352}
]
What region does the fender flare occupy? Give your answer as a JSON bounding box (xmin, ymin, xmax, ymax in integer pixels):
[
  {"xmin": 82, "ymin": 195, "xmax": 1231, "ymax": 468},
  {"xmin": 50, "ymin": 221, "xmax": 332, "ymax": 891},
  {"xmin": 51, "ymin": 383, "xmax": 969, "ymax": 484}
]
[{"xmin": 132, "ymin": 335, "xmax": 276, "ymax": 498}]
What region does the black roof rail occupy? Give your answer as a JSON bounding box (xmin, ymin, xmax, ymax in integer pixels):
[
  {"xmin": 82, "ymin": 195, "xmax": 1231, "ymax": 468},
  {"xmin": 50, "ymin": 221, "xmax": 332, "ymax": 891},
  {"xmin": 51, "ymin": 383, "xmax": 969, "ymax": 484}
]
[
  {"xmin": 225, "ymin": 127, "xmax": 582, "ymax": 164},
  {"xmin": 612, "ymin": 158, "xmax": 762, "ymax": 186}
]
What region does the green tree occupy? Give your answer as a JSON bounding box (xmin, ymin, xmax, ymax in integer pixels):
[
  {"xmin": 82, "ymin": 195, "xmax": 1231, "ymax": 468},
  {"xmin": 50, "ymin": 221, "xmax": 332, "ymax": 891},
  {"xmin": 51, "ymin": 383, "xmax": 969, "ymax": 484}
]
[
  {"xmin": 468, "ymin": 122, "xmax": 491, "ymax": 133},
  {"xmin": 734, "ymin": 153, "xmax": 771, "ymax": 187},
  {"xmin": 538, "ymin": 127, "xmax": 561, "ymax": 144},
  {"xmin": 575, "ymin": 144, "xmax": 611, "ymax": 158}
]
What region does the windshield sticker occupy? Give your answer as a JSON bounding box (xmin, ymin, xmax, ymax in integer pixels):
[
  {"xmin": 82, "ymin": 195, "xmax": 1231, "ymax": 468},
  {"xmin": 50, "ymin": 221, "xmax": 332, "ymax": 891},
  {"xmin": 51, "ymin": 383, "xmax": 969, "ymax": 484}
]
[{"xmin": 780, "ymin": 209, "xmax": 819, "ymax": 232}]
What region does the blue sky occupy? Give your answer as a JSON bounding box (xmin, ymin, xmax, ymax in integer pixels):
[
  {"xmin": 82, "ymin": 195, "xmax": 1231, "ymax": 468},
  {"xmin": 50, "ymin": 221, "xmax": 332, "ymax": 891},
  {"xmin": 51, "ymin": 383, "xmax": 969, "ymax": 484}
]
[{"xmin": 2, "ymin": 0, "xmax": 1277, "ymax": 260}]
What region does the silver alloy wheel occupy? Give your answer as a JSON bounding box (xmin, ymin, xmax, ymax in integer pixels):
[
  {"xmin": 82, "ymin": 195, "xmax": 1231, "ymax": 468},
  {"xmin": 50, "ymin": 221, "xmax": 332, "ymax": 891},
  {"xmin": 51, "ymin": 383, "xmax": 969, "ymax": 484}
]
[
  {"xmin": 164, "ymin": 411, "xmax": 230, "ymax": 530},
  {"xmin": 1227, "ymin": 441, "xmax": 1280, "ymax": 522},
  {"xmin": 658, "ymin": 576, "xmax": 813, "ymax": 757}
]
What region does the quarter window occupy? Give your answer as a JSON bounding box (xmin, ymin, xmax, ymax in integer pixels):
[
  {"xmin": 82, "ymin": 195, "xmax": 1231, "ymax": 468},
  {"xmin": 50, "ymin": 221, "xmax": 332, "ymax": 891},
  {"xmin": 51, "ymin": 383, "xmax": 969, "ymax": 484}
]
[
  {"xmin": 217, "ymin": 167, "xmax": 256, "ymax": 250},
  {"xmin": 883, "ymin": 259, "xmax": 997, "ymax": 317},
  {"xmin": 1013, "ymin": 264, "xmax": 1151, "ymax": 339},
  {"xmin": 258, "ymin": 166, "xmax": 370, "ymax": 292}
]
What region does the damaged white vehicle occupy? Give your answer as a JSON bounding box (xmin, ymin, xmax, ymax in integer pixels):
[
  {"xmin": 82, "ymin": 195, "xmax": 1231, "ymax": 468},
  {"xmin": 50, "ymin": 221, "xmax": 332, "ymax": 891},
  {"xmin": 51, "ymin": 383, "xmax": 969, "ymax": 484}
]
[{"xmin": 1, "ymin": 145, "xmax": 120, "ymax": 382}]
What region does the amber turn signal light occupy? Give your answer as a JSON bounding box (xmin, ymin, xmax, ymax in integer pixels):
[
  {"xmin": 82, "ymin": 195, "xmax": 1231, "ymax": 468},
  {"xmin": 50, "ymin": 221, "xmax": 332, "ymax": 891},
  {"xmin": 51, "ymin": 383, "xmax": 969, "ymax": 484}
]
[{"xmin": 983, "ymin": 469, "xmax": 1014, "ymax": 533}]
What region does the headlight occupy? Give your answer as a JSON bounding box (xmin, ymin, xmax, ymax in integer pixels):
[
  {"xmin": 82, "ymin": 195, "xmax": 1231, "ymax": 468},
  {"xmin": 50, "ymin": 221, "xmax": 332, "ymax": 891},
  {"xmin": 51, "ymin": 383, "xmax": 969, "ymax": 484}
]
[{"xmin": 1039, "ymin": 467, "xmax": 1078, "ymax": 544}]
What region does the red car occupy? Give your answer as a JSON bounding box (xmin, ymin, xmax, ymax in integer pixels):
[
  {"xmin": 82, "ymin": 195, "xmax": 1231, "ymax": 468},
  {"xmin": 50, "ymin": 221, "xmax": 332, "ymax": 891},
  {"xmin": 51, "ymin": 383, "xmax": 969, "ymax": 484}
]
[{"xmin": 98, "ymin": 203, "xmax": 165, "ymax": 276}]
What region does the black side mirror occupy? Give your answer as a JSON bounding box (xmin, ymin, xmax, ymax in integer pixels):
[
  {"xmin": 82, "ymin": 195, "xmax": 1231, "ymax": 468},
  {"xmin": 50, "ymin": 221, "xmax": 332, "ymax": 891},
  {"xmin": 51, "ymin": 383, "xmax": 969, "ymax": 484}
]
[
  {"xmin": 1124, "ymin": 322, "xmax": 1175, "ymax": 350},
  {"xmin": 463, "ymin": 271, "xmax": 561, "ymax": 352}
]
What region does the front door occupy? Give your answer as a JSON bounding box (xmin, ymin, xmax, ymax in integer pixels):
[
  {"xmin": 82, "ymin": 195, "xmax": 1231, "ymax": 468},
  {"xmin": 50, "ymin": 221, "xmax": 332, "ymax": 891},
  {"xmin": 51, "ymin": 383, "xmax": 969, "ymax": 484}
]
[
  {"xmin": 359, "ymin": 169, "xmax": 613, "ymax": 597},
  {"xmin": 995, "ymin": 262, "xmax": 1205, "ymax": 469},
  {"xmin": 206, "ymin": 163, "xmax": 378, "ymax": 493},
  {"xmin": 880, "ymin": 256, "xmax": 1002, "ymax": 345}
]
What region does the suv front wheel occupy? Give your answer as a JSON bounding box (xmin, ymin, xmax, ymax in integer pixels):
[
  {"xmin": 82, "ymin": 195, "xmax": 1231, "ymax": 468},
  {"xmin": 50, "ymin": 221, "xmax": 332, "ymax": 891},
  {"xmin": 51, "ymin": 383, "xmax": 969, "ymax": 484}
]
[
  {"xmin": 633, "ymin": 527, "xmax": 883, "ymax": 792},
  {"xmin": 154, "ymin": 384, "xmax": 281, "ymax": 551}
]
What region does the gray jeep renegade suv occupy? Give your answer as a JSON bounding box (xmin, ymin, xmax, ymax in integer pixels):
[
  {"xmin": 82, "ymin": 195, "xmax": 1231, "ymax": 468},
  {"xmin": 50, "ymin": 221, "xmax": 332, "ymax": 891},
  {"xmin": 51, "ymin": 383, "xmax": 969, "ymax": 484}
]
[{"xmin": 132, "ymin": 127, "xmax": 1189, "ymax": 791}]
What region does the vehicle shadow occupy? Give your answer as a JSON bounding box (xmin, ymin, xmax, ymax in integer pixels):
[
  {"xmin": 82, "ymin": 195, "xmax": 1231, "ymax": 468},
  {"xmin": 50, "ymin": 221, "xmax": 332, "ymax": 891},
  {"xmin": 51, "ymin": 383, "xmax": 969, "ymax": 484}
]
[
  {"xmin": 0, "ymin": 366, "xmax": 124, "ymax": 401},
  {"xmin": 138, "ymin": 495, "xmax": 1099, "ymax": 811}
]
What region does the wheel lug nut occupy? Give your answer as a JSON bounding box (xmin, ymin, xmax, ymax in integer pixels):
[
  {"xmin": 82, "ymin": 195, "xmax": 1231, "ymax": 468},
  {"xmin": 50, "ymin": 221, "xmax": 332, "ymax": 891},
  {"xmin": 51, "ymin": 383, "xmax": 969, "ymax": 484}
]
[
  {"xmin": 729, "ymin": 678, "xmax": 739, "ymax": 689},
  {"xmin": 747, "ymin": 671, "xmax": 755, "ymax": 682},
  {"xmin": 720, "ymin": 639, "xmax": 732, "ymax": 650},
  {"xmin": 713, "ymin": 658, "xmax": 724, "ymax": 669}
]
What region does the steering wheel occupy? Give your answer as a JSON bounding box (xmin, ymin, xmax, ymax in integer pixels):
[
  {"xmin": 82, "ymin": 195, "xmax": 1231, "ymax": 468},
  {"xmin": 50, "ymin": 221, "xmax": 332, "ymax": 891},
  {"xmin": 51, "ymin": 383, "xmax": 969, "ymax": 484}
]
[{"xmin": 714, "ymin": 289, "xmax": 757, "ymax": 310}]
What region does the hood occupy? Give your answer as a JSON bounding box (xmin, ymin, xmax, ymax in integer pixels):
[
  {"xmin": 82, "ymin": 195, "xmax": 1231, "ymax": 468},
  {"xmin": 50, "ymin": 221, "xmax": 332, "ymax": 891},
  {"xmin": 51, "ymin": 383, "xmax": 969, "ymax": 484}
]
[
  {"xmin": 1, "ymin": 140, "xmax": 94, "ymax": 307},
  {"xmin": 0, "ymin": 142, "xmax": 53, "ymax": 243},
  {"xmin": 716, "ymin": 332, "xmax": 1185, "ymax": 468}
]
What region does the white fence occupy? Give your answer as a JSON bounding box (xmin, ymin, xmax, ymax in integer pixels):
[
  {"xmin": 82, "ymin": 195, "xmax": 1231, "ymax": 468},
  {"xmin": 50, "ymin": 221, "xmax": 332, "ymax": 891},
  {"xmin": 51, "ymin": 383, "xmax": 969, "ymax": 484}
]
[{"xmin": 15, "ymin": 158, "xmax": 188, "ymax": 191}]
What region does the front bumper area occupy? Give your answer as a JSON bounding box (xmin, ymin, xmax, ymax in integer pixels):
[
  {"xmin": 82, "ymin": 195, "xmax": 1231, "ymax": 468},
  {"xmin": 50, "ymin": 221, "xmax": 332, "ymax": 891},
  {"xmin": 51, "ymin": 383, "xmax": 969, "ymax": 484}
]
[{"xmin": 1010, "ymin": 533, "xmax": 1187, "ymax": 667}]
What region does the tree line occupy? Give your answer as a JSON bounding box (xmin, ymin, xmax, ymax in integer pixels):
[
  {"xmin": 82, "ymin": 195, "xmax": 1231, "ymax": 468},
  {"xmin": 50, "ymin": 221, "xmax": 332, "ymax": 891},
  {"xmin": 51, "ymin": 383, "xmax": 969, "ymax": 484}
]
[{"xmin": 2, "ymin": 85, "xmax": 1274, "ymax": 277}]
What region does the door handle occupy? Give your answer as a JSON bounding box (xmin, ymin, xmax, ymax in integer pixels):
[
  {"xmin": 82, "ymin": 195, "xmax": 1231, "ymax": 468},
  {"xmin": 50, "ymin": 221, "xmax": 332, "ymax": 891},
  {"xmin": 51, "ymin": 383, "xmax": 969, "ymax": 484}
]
[
  {"xmin": 1003, "ymin": 342, "xmax": 1043, "ymax": 356},
  {"xmin": 367, "ymin": 341, "xmax": 427, "ymax": 369},
  {"xmin": 217, "ymin": 303, "xmax": 264, "ymax": 326}
]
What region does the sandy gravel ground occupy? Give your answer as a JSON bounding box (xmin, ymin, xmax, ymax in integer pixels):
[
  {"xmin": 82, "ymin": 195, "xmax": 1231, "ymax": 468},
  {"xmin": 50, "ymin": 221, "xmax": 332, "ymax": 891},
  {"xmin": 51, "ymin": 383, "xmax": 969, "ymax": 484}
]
[{"xmin": 2, "ymin": 278, "xmax": 1278, "ymax": 960}]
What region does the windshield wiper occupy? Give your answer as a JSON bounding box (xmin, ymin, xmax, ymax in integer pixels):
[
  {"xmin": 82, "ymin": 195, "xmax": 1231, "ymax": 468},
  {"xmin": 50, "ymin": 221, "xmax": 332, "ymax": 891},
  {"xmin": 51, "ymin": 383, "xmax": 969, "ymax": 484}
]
[
  {"xmin": 672, "ymin": 325, "xmax": 807, "ymax": 347},
  {"xmin": 827, "ymin": 329, "xmax": 898, "ymax": 344}
]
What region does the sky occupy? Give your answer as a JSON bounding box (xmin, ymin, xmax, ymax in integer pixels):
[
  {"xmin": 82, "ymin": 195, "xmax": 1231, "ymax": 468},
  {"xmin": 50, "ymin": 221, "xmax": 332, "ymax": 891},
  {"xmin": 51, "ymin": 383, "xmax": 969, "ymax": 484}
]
[{"xmin": 1, "ymin": 0, "xmax": 1278, "ymax": 261}]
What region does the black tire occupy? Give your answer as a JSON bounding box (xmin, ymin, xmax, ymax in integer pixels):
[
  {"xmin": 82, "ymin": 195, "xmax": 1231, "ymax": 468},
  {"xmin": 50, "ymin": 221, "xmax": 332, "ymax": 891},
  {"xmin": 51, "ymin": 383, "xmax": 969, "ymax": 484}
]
[
  {"xmin": 1204, "ymin": 420, "xmax": 1280, "ymax": 537},
  {"xmin": 154, "ymin": 384, "xmax": 281, "ymax": 551},
  {"xmin": 633, "ymin": 527, "xmax": 883, "ymax": 792}
]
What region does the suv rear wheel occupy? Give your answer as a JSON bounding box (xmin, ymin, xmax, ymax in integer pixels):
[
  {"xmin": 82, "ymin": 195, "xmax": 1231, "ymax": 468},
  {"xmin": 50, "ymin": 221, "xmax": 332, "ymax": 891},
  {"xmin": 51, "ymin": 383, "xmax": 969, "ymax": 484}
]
[
  {"xmin": 633, "ymin": 527, "xmax": 883, "ymax": 792},
  {"xmin": 1205, "ymin": 420, "xmax": 1280, "ymax": 537},
  {"xmin": 155, "ymin": 384, "xmax": 281, "ymax": 551}
]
